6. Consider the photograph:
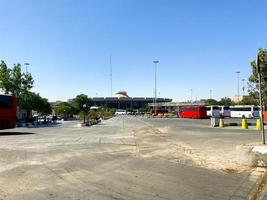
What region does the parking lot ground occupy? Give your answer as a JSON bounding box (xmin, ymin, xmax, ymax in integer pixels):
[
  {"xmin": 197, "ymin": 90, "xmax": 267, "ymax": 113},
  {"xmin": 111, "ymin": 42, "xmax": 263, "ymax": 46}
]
[
  {"xmin": 141, "ymin": 117, "xmax": 263, "ymax": 171},
  {"xmin": 0, "ymin": 116, "xmax": 263, "ymax": 199}
]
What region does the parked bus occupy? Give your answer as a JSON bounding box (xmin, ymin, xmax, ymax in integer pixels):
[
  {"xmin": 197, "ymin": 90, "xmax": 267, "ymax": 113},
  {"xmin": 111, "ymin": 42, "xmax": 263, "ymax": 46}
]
[
  {"xmin": 0, "ymin": 95, "xmax": 17, "ymax": 130},
  {"xmin": 219, "ymin": 106, "xmax": 231, "ymax": 117},
  {"xmin": 179, "ymin": 105, "xmax": 208, "ymax": 119},
  {"xmin": 230, "ymin": 105, "xmax": 259, "ymax": 118},
  {"xmin": 206, "ymin": 106, "xmax": 220, "ymax": 118},
  {"xmin": 115, "ymin": 109, "xmax": 126, "ymax": 115}
]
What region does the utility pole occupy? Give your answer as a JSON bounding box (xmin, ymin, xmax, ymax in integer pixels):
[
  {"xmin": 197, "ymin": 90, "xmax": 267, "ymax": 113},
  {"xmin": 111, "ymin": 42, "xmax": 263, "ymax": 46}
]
[
  {"xmin": 236, "ymin": 71, "xmax": 240, "ymax": 102},
  {"xmin": 24, "ymin": 63, "xmax": 30, "ymax": 73},
  {"xmin": 153, "ymin": 60, "xmax": 159, "ymax": 114},
  {"xmin": 190, "ymin": 89, "xmax": 193, "ymax": 103},
  {"xmin": 209, "ymin": 89, "xmax": 212, "ymax": 99},
  {"xmin": 256, "ymin": 52, "xmax": 265, "ymax": 144},
  {"xmin": 242, "ymin": 79, "xmax": 245, "ymax": 96},
  {"xmin": 110, "ymin": 54, "xmax": 113, "ymax": 97}
]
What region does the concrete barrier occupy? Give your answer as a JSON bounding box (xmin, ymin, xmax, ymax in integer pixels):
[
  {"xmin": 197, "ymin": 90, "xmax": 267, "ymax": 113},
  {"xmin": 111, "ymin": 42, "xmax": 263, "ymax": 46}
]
[{"xmin": 236, "ymin": 144, "xmax": 267, "ymax": 167}]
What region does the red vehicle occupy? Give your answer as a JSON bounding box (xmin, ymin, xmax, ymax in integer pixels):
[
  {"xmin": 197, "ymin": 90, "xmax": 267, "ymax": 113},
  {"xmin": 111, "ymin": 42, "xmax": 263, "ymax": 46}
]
[
  {"xmin": 0, "ymin": 95, "xmax": 17, "ymax": 130},
  {"xmin": 179, "ymin": 105, "xmax": 207, "ymax": 119}
]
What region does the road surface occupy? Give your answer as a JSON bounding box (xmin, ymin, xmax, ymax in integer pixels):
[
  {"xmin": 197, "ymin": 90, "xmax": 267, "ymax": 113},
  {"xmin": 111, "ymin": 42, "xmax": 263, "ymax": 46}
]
[{"xmin": 0, "ymin": 116, "xmax": 260, "ymax": 200}]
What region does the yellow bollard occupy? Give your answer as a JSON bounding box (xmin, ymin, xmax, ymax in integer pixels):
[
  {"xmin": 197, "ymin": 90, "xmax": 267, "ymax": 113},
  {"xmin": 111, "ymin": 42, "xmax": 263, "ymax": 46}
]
[
  {"xmin": 256, "ymin": 119, "xmax": 261, "ymax": 130},
  {"xmin": 219, "ymin": 118, "xmax": 224, "ymax": 127},
  {"xmin": 242, "ymin": 118, "xmax": 248, "ymax": 129}
]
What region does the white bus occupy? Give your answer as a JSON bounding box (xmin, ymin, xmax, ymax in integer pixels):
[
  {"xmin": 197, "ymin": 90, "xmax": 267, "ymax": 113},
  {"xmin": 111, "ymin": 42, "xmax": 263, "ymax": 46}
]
[
  {"xmin": 230, "ymin": 105, "xmax": 260, "ymax": 118},
  {"xmin": 219, "ymin": 106, "xmax": 231, "ymax": 117},
  {"xmin": 206, "ymin": 106, "xmax": 220, "ymax": 118},
  {"xmin": 115, "ymin": 109, "xmax": 126, "ymax": 115}
]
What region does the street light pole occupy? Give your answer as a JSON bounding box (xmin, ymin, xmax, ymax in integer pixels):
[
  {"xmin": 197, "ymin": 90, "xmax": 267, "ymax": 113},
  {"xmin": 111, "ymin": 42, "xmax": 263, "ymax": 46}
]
[
  {"xmin": 242, "ymin": 79, "xmax": 245, "ymax": 96},
  {"xmin": 153, "ymin": 61, "xmax": 159, "ymax": 114},
  {"xmin": 256, "ymin": 52, "xmax": 265, "ymax": 145},
  {"xmin": 236, "ymin": 71, "xmax": 240, "ymax": 102},
  {"xmin": 83, "ymin": 104, "xmax": 87, "ymax": 124},
  {"xmin": 24, "ymin": 63, "xmax": 30, "ymax": 73},
  {"xmin": 190, "ymin": 89, "xmax": 193, "ymax": 103},
  {"xmin": 209, "ymin": 89, "xmax": 212, "ymax": 99}
]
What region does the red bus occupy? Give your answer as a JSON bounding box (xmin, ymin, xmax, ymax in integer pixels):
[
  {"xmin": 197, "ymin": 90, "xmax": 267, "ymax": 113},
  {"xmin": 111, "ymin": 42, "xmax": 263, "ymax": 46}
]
[
  {"xmin": 179, "ymin": 105, "xmax": 207, "ymax": 119},
  {"xmin": 0, "ymin": 95, "xmax": 17, "ymax": 130}
]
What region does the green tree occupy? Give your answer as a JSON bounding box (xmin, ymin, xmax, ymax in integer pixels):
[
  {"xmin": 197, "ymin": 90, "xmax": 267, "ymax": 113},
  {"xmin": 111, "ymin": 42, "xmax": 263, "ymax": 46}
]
[
  {"xmin": 17, "ymin": 92, "xmax": 52, "ymax": 121},
  {"xmin": 10, "ymin": 63, "xmax": 23, "ymax": 96},
  {"xmin": 54, "ymin": 102, "xmax": 74, "ymax": 117},
  {"xmin": 88, "ymin": 110, "xmax": 98, "ymax": 120},
  {"xmin": 21, "ymin": 72, "xmax": 34, "ymax": 93},
  {"xmin": 219, "ymin": 97, "xmax": 235, "ymax": 106},
  {"xmin": 0, "ymin": 62, "xmax": 34, "ymax": 96},
  {"xmin": 72, "ymin": 94, "xmax": 92, "ymax": 114},
  {"xmin": 239, "ymin": 96, "xmax": 258, "ymax": 105},
  {"xmin": 205, "ymin": 99, "xmax": 219, "ymax": 106},
  {"xmin": 36, "ymin": 98, "xmax": 52, "ymax": 115},
  {"xmin": 0, "ymin": 61, "xmax": 12, "ymax": 94},
  {"xmin": 18, "ymin": 92, "xmax": 52, "ymax": 115},
  {"xmin": 248, "ymin": 48, "xmax": 267, "ymax": 105}
]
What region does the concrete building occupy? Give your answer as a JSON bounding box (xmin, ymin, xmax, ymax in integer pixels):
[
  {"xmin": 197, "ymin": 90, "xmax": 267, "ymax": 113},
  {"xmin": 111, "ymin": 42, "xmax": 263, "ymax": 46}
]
[
  {"xmin": 92, "ymin": 91, "xmax": 172, "ymax": 109},
  {"xmin": 232, "ymin": 95, "xmax": 250, "ymax": 103},
  {"xmin": 51, "ymin": 91, "xmax": 172, "ymax": 110}
]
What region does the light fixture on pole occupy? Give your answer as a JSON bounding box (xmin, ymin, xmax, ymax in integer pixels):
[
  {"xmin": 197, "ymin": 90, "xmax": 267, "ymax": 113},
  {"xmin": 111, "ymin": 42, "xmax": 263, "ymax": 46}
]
[
  {"xmin": 153, "ymin": 60, "xmax": 159, "ymax": 114},
  {"xmin": 24, "ymin": 63, "xmax": 30, "ymax": 73},
  {"xmin": 83, "ymin": 104, "xmax": 87, "ymax": 124},
  {"xmin": 242, "ymin": 79, "xmax": 245, "ymax": 96},
  {"xmin": 236, "ymin": 71, "xmax": 240, "ymax": 102}
]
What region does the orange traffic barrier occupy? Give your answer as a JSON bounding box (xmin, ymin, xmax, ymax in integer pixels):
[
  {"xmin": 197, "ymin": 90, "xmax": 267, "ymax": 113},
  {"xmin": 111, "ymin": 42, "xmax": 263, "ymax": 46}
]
[{"xmin": 264, "ymin": 111, "xmax": 267, "ymax": 121}]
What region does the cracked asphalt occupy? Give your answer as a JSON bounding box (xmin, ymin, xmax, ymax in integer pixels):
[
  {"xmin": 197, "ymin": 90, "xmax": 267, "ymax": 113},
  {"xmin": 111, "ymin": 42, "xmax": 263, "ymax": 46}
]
[{"xmin": 0, "ymin": 116, "xmax": 261, "ymax": 200}]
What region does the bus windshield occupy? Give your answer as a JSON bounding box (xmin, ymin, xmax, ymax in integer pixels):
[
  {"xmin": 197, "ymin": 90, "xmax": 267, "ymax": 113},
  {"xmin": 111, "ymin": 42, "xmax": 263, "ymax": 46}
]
[{"xmin": 0, "ymin": 95, "xmax": 13, "ymax": 109}]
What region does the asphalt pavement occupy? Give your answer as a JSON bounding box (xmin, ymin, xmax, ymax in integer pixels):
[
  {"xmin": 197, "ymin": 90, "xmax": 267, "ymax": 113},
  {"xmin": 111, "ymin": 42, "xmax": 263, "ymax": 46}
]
[{"xmin": 0, "ymin": 116, "xmax": 262, "ymax": 200}]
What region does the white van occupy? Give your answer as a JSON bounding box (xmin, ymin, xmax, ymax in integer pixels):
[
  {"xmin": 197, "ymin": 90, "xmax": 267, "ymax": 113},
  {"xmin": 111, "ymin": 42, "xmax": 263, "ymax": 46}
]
[
  {"xmin": 219, "ymin": 106, "xmax": 231, "ymax": 117},
  {"xmin": 230, "ymin": 105, "xmax": 260, "ymax": 118},
  {"xmin": 206, "ymin": 106, "xmax": 220, "ymax": 118}
]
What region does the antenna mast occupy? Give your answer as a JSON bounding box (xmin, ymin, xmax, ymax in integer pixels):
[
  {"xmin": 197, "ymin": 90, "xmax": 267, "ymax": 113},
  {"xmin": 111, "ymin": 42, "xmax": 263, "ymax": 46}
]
[{"xmin": 110, "ymin": 54, "xmax": 113, "ymax": 97}]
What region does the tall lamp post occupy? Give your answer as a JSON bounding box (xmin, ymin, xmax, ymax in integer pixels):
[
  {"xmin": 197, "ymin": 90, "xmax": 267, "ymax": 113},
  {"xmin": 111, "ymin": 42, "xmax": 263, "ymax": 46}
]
[
  {"xmin": 83, "ymin": 104, "xmax": 87, "ymax": 124},
  {"xmin": 236, "ymin": 71, "xmax": 240, "ymax": 102},
  {"xmin": 242, "ymin": 79, "xmax": 245, "ymax": 96},
  {"xmin": 209, "ymin": 89, "xmax": 212, "ymax": 99},
  {"xmin": 24, "ymin": 63, "xmax": 30, "ymax": 73},
  {"xmin": 256, "ymin": 52, "xmax": 265, "ymax": 144},
  {"xmin": 190, "ymin": 89, "xmax": 193, "ymax": 103},
  {"xmin": 153, "ymin": 60, "xmax": 159, "ymax": 114}
]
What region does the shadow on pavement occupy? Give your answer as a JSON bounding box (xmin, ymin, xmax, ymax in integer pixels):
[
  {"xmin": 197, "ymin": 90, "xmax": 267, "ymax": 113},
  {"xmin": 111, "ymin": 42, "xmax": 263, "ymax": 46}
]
[{"xmin": 0, "ymin": 132, "xmax": 36, "ymax": 136}]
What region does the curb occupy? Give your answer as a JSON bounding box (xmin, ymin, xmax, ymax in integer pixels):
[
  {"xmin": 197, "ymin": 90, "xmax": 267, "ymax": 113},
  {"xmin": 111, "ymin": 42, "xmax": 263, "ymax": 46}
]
[
  {"xmin": 225, "ymin": 123, "xmax": 256, "ymax": 127},
  {"xmin": 230, "ymin": 167, "xmax": 267, "ymax": 200}
]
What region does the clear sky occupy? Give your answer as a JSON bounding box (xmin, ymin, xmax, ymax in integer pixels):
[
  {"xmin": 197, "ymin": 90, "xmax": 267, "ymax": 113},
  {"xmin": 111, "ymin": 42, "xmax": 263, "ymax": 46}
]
[{"xmin": 0, "ymin": 0, "xmax": 267, "ymax": 102}]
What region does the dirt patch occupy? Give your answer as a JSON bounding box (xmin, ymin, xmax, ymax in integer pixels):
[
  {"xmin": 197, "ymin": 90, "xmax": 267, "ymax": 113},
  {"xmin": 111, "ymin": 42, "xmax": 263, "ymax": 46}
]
[{"xmin": 132, "ymin": 126, "xmax": 250, "ymax": 174}]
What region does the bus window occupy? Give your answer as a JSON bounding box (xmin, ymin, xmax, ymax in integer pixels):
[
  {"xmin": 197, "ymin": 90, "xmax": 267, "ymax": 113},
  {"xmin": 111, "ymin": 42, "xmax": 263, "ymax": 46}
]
[
  {"xmin": 253, "ymin": 107, "xmax": 259, "ymax": 111},
  {"xmin": 213, "ymin": 106, "xmax": 219, "ymax": 110},
  {"xmin": 0, "ymin": 95, "xmax": 13, "ymax": 109}
]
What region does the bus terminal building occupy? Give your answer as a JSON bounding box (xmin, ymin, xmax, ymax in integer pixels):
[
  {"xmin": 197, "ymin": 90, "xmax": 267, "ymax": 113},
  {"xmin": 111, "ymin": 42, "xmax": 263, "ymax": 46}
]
[{"xmin": 91, "ymin": 91, "xmax": 172, "ymax": 109}]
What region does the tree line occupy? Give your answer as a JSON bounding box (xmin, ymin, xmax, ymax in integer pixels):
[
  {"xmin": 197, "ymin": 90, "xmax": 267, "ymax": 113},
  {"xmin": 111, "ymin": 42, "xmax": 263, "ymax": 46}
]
[
  {"xmin": 54, "ymin": 95, "xmax": 115, "ymax": 121},
  {"xmin": 0, "ymin": 61, "xmax": 52, "ymax": 115},
  {"xmin": 0, "ymin": 48, "xmax": 265, "ymax": 118},
  {"xmin": 202, "ymin": 48, "xmax": 267, "ymax": 106}
]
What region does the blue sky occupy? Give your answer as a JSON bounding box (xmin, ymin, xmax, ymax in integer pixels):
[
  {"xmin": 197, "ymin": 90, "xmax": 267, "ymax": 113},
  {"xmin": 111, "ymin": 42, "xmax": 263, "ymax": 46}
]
[{"xmin": 0, "ymin": 0, "xmax": 266, "ymax": 102}]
